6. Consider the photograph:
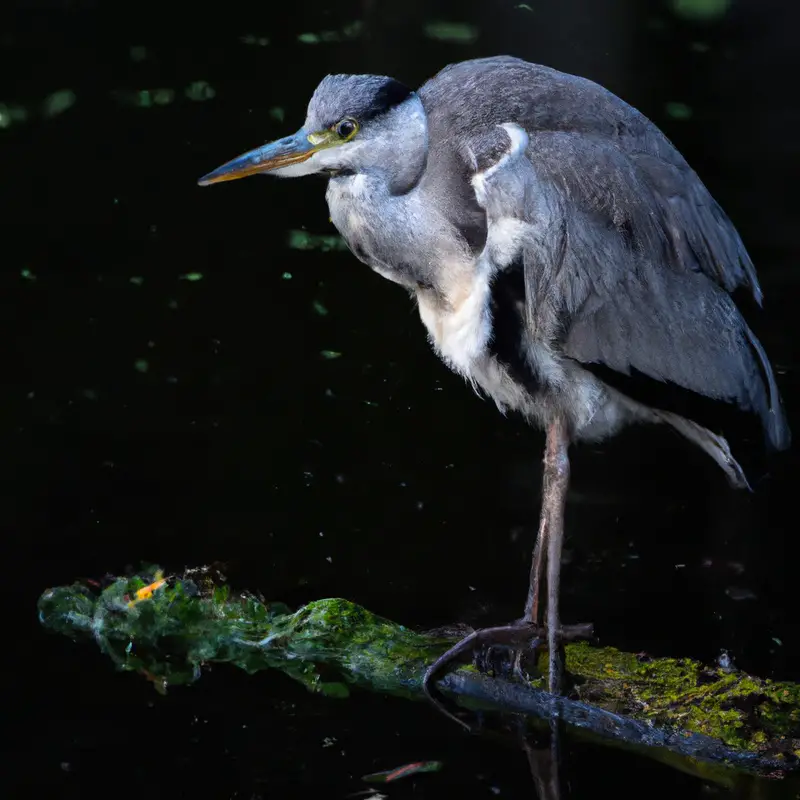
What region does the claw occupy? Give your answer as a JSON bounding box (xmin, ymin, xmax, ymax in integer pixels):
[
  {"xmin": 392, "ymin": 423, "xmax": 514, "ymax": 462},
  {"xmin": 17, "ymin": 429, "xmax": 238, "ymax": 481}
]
[
  {"xmin": 422, "ymin": 621, "xmax": 594, "ymax": 727},
  {"xmin": 423, "ymin": 623, "xmax": 540, "ymax": 729}
]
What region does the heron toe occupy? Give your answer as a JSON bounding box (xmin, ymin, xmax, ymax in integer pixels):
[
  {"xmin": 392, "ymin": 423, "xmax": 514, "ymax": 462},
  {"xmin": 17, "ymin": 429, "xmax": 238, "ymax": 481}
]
[{"xmin": 422, "ymin": 619, "xmax": 594, "ymax": 726}]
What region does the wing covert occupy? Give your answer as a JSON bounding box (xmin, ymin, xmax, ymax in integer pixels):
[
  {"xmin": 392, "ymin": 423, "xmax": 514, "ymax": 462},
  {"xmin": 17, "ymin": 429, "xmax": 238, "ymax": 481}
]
[{"xmin": 466, "ymin": 125, "xmax": 787, "ymax": 449}]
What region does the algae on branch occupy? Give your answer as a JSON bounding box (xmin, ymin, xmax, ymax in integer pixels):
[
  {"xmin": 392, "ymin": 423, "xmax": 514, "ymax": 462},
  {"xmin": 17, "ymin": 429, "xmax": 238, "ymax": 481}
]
[
  {"xmin": 559, "ymin": 642, "xmax": 800, "ymax": 755},
  {"xmin": 37, "ymin": 566, "xmax": 800, "ymax": 778}
]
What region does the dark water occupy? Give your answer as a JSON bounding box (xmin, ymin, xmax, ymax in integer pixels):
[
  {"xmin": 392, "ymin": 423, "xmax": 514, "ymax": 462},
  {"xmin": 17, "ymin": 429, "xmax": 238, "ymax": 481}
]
[{"xmin": 3, "ymin": 1, "xmax": 800, "ymax": 797}]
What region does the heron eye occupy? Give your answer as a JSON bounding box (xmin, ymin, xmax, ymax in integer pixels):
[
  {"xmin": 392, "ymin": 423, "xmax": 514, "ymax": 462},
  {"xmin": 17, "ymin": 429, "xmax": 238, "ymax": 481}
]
[{"xmin": 335, "ymin": 118, "xmax": 358, "ymax": 140}]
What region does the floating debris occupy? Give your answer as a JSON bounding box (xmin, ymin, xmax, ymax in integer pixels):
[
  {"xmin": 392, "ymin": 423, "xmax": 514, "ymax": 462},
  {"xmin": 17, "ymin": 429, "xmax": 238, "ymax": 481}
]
[
  {"xmin": 340, "ymin": 21, "xmax": 363, "ymax": 39},
  {"xmin": 41, "ymin": 89, "xmax": 76, "ymax": 119},
  {"xmin": 113, "ymin": 83, "xmax": 211, "ymax": 108},
  {"xmin": 0, "ymin": 103, "xmax": 28, "ymax": 129},
  {"xmin": 179, "ymin": 272, "xmax": 204, "ymax": 282},
  {"xmin": 423, "ymin": 22, "xmax": 479, "ymax": 44},
  {"xmin": 312, "ymin": 300, "xmax": 329, "ymax": 316},
  {"xmin": 670, "ymin": 0, "xmax": 731, "ymax": 21},
  {"xmin": 725, "ymin": 586, "xmax": 757, "ymax": 601},
  {"xmin": 152, "ymin": 89, "xmax": 175, "ymax": 106},
  {"xmin": 129, "ymin": 276, "xmax": 144, "ymax": 286},
  {"xmin": 129, "ymin": 45, "xmax": 148, "ymax": 62},
  {"xmin": 142, "ymin": 89, "xmax": 168, "ymax": 107},
  {"xmin": 269, "ymin": 106, "xmax": 285, "ymax": 122},
  {"xmin": 362, "ymin": 761, "xmax": 443, "ymax": 783},
  {"xmin": 287, "ymin": 229, "xmax": 348, "ymax": 252},
  {"xmin": 185, "ymin": 81, "xmax": 216, "ymax": 102},
  {"xmin": 297, "ymin": 32, "xmax": 322, "ymax": 44},
  {"xmin": 21, "ymin": 268, "xmax": 36, "ymax": 281},
  {"xmin": 134, "ymin": 359, "xmax": 150, "ymax": 373},
  {"xmin": 320, "ymin": 350, "xmax": 342, "ymax": 360},
  {"xmin": 240, "ymin": 34, "xmax": 270, "ymax": 46},
  {"xmin": 297, "ymin": 21, "xmax": 363, "ymax": 45},
  {"xmin": 113, "ymin": 88, "xmax": 175, "ymax": 108},
  {"xmin": 665, "ymin": 101, "xmax": 693, "ymax": 120}
]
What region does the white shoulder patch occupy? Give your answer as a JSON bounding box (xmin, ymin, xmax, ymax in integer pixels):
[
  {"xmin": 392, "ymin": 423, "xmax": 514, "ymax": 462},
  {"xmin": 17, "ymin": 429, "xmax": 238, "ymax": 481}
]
[{"xmin": 471, "ymin": 123, "xmax": 530, "ymax": 207}]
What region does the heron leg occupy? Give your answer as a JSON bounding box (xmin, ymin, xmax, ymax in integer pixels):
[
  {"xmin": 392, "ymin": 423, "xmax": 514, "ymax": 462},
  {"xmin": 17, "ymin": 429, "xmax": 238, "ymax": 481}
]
[
  {"xmin": 523, "ymin": 496, "xmax": 548, "ymax": 626},
  {"xmin": 422, "ymin": 418, "xmax": 591, "ymax": 725},
  {"xmin": 511, "ymin": 437, "xmax": 552, "ymax": 679},
  {"xmin": 542, "ymin": 417, "xmax": 570, "ymax": 693},
  {"xmin": 514, "ymin": 417, "xmax": 571, "ymax": 689}
]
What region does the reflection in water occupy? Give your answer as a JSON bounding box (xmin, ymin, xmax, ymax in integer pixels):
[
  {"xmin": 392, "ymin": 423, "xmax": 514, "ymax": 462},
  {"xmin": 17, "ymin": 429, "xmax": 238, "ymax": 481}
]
[{"xmin": 523, "ymin": 721, "xmax": 562, "ymax": 800}]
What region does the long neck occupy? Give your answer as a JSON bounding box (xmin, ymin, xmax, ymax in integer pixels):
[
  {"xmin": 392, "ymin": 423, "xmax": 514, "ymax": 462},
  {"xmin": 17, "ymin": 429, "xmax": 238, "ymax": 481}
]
[
  {"xmin": 325, "ymin": 96, "xmax": 477, "ymax": 290},
  {"xmin": 326, "ymin": 171, "xmax": 471, "ymax": 294}
]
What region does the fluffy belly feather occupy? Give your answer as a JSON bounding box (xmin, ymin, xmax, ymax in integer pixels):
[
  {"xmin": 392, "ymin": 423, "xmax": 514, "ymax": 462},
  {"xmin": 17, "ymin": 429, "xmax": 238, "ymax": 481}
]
[
  {"xmin": 414, "ymin": 268, "xmax": 626, "ymax": 441},
  {"xmin": 415, "ymin": 268, "xmax": 533, "ymax": 415}
]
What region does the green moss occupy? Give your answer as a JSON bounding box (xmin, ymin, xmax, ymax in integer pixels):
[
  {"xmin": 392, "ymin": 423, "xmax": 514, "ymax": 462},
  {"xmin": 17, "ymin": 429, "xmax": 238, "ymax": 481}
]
[
  {"xmin": 38, "ymin": 566, "xmax": 800, "ymax": 776},
  {"xmin": 542, "ymin": 642, "xmax": 800, "ymax": 756}
]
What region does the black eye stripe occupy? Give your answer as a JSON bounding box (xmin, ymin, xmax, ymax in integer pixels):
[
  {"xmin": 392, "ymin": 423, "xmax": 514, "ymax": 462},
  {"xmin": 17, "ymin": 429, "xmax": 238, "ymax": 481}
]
[
  {"xmin": 316, "ymin": 78, "xmax": 413, "ymax": 130},
  {"xmin": 369, "ymin": 79, "xmax": 412, "ymax": 118}
]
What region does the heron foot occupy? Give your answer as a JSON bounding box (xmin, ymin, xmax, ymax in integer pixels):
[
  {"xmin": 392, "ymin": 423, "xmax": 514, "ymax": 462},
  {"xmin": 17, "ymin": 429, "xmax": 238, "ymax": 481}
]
[{"xmin": 422, "ymin": 620, "xmax": 594, "ymax": 729}]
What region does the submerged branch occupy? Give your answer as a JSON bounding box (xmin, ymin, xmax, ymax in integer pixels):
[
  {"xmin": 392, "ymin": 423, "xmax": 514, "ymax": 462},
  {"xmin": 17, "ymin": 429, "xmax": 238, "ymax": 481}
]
[{"xmin": 38, "ymin": 566, "xmax": 800, "ymax": 785}]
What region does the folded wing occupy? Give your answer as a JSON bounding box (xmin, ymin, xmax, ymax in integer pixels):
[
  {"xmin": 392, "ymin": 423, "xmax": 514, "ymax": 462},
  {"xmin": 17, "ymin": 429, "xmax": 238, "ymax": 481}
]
[{"xmin": 465, "ymin": 123, "xmax": 789, "ymax": 450}]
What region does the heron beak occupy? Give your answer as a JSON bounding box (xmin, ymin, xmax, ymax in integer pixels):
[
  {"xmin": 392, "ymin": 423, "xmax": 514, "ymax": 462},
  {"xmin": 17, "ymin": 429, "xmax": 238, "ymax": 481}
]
[{"xmin": 198, "ymin": 128, "xmax": 330, "ymax": 186}]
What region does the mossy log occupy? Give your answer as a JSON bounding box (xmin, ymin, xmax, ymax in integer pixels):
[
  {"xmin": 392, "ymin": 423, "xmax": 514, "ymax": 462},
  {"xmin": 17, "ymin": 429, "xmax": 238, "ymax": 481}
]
[{"xmin": 38, "ymin": 566, "xmax": 800, "ymax": 786}]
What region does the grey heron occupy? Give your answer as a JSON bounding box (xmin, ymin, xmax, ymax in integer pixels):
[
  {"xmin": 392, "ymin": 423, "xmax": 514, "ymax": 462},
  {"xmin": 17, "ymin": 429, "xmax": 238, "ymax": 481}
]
[{"xmin": 198, "ymin": 56, "xmax": 790, "ymax": 719}]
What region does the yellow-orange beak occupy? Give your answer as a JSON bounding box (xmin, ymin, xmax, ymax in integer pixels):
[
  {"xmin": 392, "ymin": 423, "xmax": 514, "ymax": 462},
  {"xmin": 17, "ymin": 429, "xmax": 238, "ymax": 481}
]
[{"xmin": 198, "ymin": 129, "xmax": 322, "ymax": 186}]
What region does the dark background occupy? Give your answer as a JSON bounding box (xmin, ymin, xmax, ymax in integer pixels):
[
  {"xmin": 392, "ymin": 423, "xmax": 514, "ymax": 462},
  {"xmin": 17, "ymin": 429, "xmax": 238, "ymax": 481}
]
[{"xmin": 2, "ymin": 0, "xmax": 799, "ymax": 796}]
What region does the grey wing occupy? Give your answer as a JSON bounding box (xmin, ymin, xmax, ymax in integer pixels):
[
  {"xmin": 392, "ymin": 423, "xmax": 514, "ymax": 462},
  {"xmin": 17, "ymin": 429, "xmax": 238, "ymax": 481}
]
[
  {"xmin": 465, "ymin": 125, "xmax": 789, "ymax": 450},
  {"xmin": 425, "ymin": 55, "xmax": 762, "ymax": 305}
]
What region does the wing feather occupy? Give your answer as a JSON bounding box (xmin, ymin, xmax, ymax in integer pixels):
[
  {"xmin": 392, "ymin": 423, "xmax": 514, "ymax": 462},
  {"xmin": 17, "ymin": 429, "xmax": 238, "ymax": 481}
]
[
  {"xmin": 467, "ymin": 125, "xmax": 789, "ymax": 450},
  {"xmin": 422, "ymin": 56, "xmax": 762, "ymax": 303}
]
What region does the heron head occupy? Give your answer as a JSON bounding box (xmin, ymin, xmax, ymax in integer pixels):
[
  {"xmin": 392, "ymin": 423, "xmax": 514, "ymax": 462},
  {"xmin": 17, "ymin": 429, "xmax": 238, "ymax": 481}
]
[{"xmin": 198, "ymin": 74, "xmax": 427, "ymax": 189}]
